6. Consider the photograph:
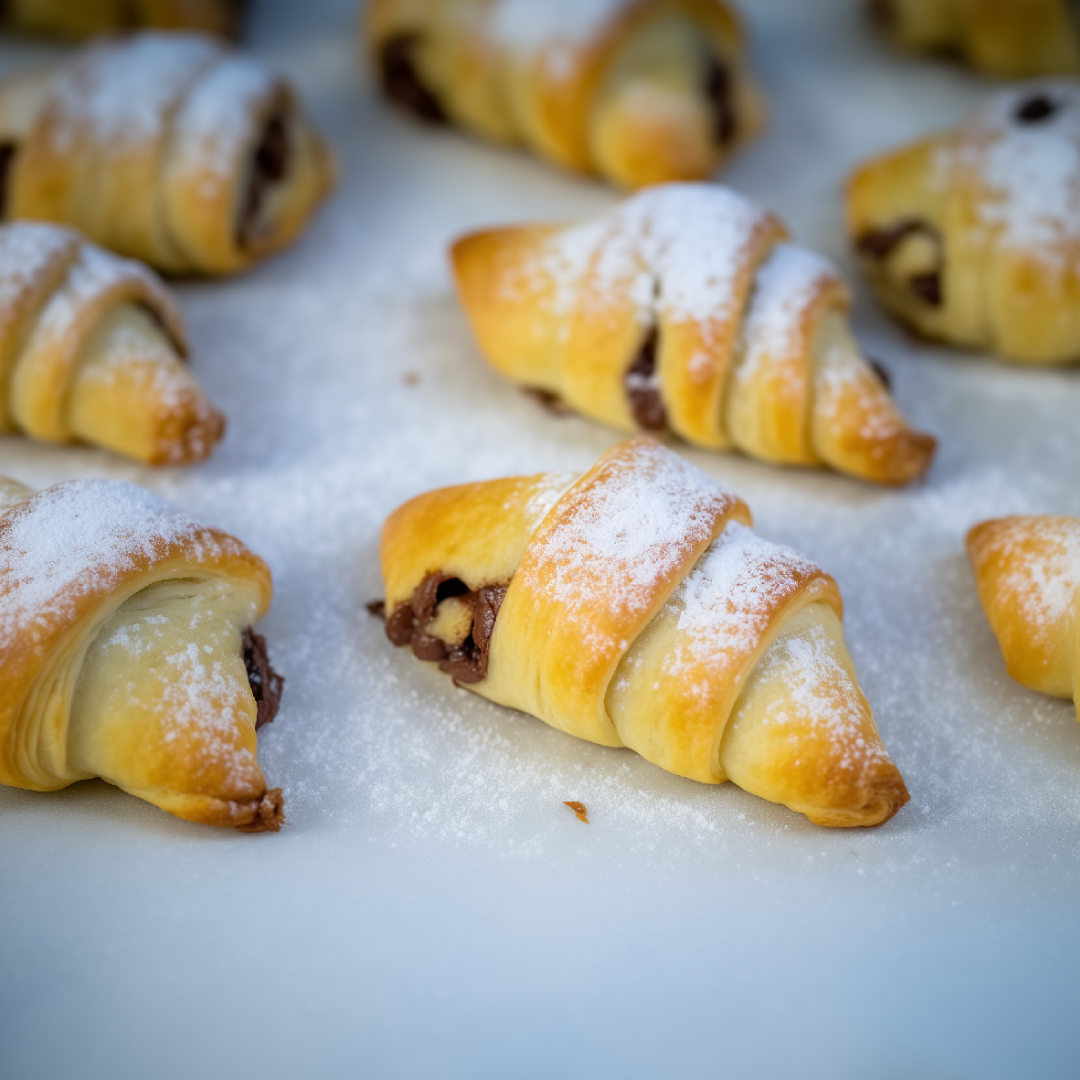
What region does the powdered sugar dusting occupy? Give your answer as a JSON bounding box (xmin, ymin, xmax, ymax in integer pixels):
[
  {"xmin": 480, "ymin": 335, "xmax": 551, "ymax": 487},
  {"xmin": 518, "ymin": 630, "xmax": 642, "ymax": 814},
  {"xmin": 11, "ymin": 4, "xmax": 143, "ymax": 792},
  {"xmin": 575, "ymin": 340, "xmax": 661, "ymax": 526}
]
[
  {"xmin": 586, "ymin": 184, "xmax": 776, "ymax": 337},
  {"xmin": 0, "ymin": 479, "xmax": 242, "ymax": 654},
  {"xmin": 45, "ymin": 33, "xmax": 220, "ymax": 154},
  {"xmin": 738, "ymin": 621, "xmax": 892, "ymax": 772},
  {"xmin": 519, "ymin": 439, "xmax": 737, "ymax": 658},
  {"xmin": 983, "ymin": 516, "xmax": 1080, "ymax": 647},
  {"xmin": 0, "ymin": 224, "xmax": 76, "ymax": 343},
  {"xmin": 737, "ymin": 243, "xmax": 836, "ymax": 381},
  {"xmin": 962, "ymin": 81, "xmax": 1080, "ymax": 262},
  {"xmin": 170, "ymin": 54, "xmax": 278, "ymax": 187}
]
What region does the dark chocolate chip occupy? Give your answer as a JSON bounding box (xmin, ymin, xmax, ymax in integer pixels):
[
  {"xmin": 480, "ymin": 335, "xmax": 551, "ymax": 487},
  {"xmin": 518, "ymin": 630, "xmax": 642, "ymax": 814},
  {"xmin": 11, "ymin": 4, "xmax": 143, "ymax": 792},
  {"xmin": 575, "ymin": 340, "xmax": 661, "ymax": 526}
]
[
  {"xmin": 238, "ymin": 110, "xmax": 291, "ymax": 248},
  {"xmin": 242, "ymin": 628, "xmax": 285, "ymax": 730},
  {"xmin": 1015, "ymin": 94, "xmax": 1058, "ymax": 123},
  {"xmin": 379, "ymin": 34, "xmax": 446, "ymax": 124},
  {"xmin": 702, "ymin": 52, "xmax": 737, "ymax": 147},
  {"xmin": 0, "ymin": 142, "xmax": 16, "ymax": 218},
  {"xmin": 909, "ymin": 270, "xmax": 942, "ymax": 306},
  {"xmin": 625, "ymin": 329, "xmax": 667, "ymax": 432},
  {"xmin": 856, "ymin": 220, "xmax": 930, "ymax": 260}
]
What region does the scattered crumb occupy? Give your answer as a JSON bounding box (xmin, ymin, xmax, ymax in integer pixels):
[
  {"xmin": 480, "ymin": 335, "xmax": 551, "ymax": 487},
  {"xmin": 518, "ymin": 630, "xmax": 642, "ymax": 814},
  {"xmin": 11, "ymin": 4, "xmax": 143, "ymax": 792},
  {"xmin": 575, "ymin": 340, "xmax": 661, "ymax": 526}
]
[
  {"xmin": 403, "ymin": 372, "xmax": 420, "ymax": 386},
  {"xmin": 564, "ymin": 800, "xmax": 589, "ymax": 824},
  {"xmin": 366, "ymin": 599, "xmax": 386, "ymax": 618},
  {"xmin": 526, "ymin": 387, "xmax": 571, "ymax": 416}
]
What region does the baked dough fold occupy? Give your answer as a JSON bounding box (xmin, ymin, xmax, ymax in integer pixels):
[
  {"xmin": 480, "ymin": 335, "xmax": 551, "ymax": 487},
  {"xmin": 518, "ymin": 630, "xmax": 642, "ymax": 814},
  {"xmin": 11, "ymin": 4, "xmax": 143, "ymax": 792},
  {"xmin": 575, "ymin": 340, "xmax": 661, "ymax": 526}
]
[
  {"xmin": 968, "ymin": 515, "xmax": 1080, "ymax": 718},
  {"xmin": 0, "ymin": 221, "xmax": 223, "ymax": 464},
  {"xmin": 0, "ymin": 32, "xmax": 334, "ymax": 275},
  {"xmin": 0, "ymin": 477, "xmax": 284, "ymax": 831},
  {"xmin": 365, "ymin": 0, "xmax": 763, "ymax": 188},
  {"xmin": 847, "ymin": 81, "xmax": 1080, "ymax": 364},
  {"xmin": 453, "ymin": 183, "xmax": 935, "ymax": 484},
  {"xmin": 378, "ymin": 437, "xmax": 909, "ymax": 827}
]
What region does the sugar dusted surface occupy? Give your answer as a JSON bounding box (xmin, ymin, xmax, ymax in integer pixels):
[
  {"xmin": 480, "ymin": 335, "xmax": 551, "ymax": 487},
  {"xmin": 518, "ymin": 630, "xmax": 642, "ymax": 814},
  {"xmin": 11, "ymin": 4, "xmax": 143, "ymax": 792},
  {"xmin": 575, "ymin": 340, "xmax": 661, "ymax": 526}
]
[
  {"xmin": 962, "ymin": 81, "xmax": 1080, "ymax": 262},
  {"xmin": 1, "ymin": 3, "xmax": 1079, "ymax": 1078},
  {"xmin": 518, "ymin": 439, "xmax": 736, "ymax": 659}
]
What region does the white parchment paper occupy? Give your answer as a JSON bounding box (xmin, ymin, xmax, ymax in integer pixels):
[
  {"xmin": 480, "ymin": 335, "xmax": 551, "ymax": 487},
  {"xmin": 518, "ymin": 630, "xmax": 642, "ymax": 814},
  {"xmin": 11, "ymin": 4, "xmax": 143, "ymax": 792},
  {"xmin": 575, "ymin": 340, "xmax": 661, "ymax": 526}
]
[{"xmin": 1, "ymin": 2, "xmax": 1077, "ymax": 1077}]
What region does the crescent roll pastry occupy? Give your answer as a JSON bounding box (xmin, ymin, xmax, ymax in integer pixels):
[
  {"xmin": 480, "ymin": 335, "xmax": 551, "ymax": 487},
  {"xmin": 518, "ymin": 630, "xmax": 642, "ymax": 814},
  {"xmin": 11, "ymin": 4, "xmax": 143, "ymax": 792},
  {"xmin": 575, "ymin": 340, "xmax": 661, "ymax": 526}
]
[
  {"xmin": 453, "ymin": 184, "xmax": 936, "ymax": 485},
  {"xmin": 0, "ymin": 222, "xmax": 223, "ymax": 465},
  {"xmin": 968, "ymin": 515, "xmax": 1080, "ymax": 720},
  {"xmin": 0, "ymin": 0, "xmax": 244, "ymax": 40},
  {"xmin": 869, "ymin": 0, "xmax": 1080, "ymax": 77},
  {"xmin": 0, "ymin": 476, "xmax": 285, "ymax": 831},
  {"xmin": 365, "ymin": 0, "xmax": 763, "ymax": 189},
  {"xmin": 0, "ymin": 32, "xmax": 334, "ymax": 275},
  {"xmin": 377, "ymin": 437, "xmax": 910, "ymax": 827},
  {"xmin": 848, "ymin": 82, "xmax": 1080, "ymax": 365}
]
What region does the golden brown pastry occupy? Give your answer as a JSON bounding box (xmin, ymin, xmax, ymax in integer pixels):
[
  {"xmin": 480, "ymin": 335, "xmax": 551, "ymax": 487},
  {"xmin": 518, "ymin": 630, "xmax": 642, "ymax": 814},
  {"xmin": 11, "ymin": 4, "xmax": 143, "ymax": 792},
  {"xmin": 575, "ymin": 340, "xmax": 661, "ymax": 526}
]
[
  {"xmin": 0, "ymin": 31, "xmax": 334, "ymax": 275},
  {"xmin": 0, "ymin": 476, "xmax": 285, "ymax": 831},
  {"xmin": 968, "ymin": 515, "xmax": 1080, "ymax": 720},
  {"xmin": 869, "ymin": 0, "xmax": 1080, "ymax": 77},
  {"xmin": 376, "ymin": 437, "xmax": 910, "ymax": 827},
  {"xmin": 365, "ymin": 0, "xmax": 763, "ymax": 189},
  {"xmin": 0, "ymin": 0, "xmax": 244, "ymax": 40},
  {"xmin": 0, "ymin": 221, "xmax": 223, "ymax": 465},
  {"xmin": 848, "ymin": 81, "xmax": 1080, "ymax": 365},
  {"xmin": 453, "ymin": 183, "xmax": 936, "ymax": 485}
]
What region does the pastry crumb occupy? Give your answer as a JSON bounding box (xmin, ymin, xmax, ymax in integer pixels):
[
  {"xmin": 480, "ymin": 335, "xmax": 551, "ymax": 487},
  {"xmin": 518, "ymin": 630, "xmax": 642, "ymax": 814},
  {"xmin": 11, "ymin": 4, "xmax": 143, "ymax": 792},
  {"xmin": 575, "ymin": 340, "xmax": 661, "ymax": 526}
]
[
  {"xmin": 403, "ymin": 372, "xmax": 420, "ymax": 386},
  {"xmin": 564, "ymin": 800, "xmax": 589, "ymax": 824}
]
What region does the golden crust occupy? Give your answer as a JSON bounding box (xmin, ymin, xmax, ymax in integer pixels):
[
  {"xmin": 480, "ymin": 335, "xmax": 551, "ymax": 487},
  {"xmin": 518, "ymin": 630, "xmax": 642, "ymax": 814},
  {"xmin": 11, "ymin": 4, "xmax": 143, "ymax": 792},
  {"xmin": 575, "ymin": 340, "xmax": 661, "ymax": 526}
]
[
  {"xmin": 847, "ymin": 83, "xmax": 1080, "ymax": 365},
  {"xmin": 3, "ymin": 33, "xmax": 334, "ymax": 275},
  {"xmin": 379, "ymin": 437, "xmax": 909, "ymax": 827},
  {"xmin": 967, "ymin": 515, "xmax": 1080, "ymax": 711},
  {"xmin": 366, "ymin": 0, "xmax": 763, "ymax": 188},
  {"xmin": 452, "ymin": 185, "xmax": 935, "ymax": 484},
  {"xmin": 0, "ymin": 478, "xmax": 279, "ymax": 831}
]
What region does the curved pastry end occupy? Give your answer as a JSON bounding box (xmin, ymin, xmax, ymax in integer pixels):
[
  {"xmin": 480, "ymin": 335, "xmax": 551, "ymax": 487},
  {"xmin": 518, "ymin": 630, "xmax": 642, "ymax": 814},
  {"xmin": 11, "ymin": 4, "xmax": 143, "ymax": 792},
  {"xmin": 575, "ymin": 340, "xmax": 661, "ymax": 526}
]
[{"xmin": 236, "ymin": 788, "xmax": 285, "ymax": 833}]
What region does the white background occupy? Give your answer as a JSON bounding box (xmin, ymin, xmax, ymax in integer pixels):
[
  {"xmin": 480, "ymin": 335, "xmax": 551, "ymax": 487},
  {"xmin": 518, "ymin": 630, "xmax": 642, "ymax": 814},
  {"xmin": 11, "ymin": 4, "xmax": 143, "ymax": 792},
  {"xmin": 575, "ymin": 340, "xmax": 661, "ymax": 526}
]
[{"xmin": 1, "ymin": 1, "xmax": 1078, "ymax": 1077}]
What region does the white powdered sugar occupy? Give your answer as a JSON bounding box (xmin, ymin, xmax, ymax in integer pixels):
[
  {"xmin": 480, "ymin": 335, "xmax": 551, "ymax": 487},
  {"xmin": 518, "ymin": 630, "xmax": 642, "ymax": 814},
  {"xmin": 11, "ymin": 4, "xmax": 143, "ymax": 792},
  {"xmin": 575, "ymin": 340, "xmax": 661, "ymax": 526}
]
[
  {"xmin": 45, "ymin": 33, "xmax": 221, "ymax": 153},
  {"xmin": 666, "ymin": 520, "xmax": 825, "ymax": 679},
  {"xmin": 0, "ymin": 479, "xmax": 241, "ymax": 654},
  {"xmin": 170, "ymin": 54, "xmax": 278, "ymax": 187},
  {"xmin": 737, "ymin": 243, "xmax": 836, "ymax": 380},
  {"xmin": 519, "ymin": 440, "xmax": 736, "ymax": 656},
  {"xmin": 0, "ymin": 224, "xmax": 76, "ymax": 342},
  {"xmin": 985, "ymin": 517, "xmax": 1080, "ymax": 645},
  {"xmin": 739, "ymin": 622, "xmax": 892, "ymax": 772},
  {"xmin": 962, "ymin": 82, "xmax": 1080, "ymax": 260},
  {"xmin": 565, "ymin": 185, "xmax": 774, "ymax": 345}
]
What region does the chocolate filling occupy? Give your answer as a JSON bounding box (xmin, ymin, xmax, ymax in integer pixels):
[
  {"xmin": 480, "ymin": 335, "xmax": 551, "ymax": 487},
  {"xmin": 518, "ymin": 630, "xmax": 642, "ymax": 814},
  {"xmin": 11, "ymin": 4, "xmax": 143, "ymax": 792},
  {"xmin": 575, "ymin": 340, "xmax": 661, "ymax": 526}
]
[
  {"xmin": 384, "ymin": 570, "xmax": 508, "ymax": 684},
  {"xmin": 237, "ymin": 110, "xmax": 291, "ymax": 248},
  {"xmin": 1015, "ymin": 94, "xmax": 1059, "ymax": 124},
  {"xmin": 242, "ymin": 627, "xmax": 285, "ymax": 730},
  {"xmin": 625, "ymin": 329, "xmax": 667, "ymax": 431},
  {"xmin": 856, "ymin": 219, "xmax": 944, "ymax": 308},
  {"xmin": 379, "ymin": 34, "xmax": 447, "ymax": 124},
  {"xmin": 702, "ymin": 53, "xmax": 737, "ymax": 146},
  {"xmin": 0, "ymin": 142, "xmax": 16, "ymax": 218}
]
